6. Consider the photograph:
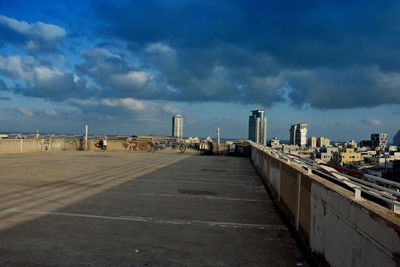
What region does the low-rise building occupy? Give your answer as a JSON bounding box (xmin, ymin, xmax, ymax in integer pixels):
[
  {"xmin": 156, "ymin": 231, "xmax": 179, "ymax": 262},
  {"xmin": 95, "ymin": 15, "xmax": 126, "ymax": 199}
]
[
  {"xmin": 290, "ymin": 149, "xmax": 315, "ymax": 159},
  {"xmin": 360, "ymin": 150, "xmax": 377, "ymax": 161},
  {"xmin": 332, "ymin": 148, "xmax": 363, "ymax": 166},
  {"xmin": 269, "ymin": 137, "xmax": 280, "ymax": 148},
  {"xmin": 344, "ymin": 140, "xmax": 357, "ymax": 148},
  {"xmin": 316, "ymin": 147, "xmax": 338, "ymax": 163},
  {"xmin": 281, "ymin": 144, "xmax": 300, "ymax": 153},
  {"xmin": 360, "ymin": 140, "xmax": 372, "ymax": 148}
]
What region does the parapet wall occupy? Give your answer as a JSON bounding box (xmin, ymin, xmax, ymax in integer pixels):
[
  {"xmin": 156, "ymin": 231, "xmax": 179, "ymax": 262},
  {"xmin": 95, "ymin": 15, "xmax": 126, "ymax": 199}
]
[
  {"xmin": 250, "ymin": 145, "xmax": 400, "ymax": 267},
  {"xmin": 0, "ymin": 139, "xmax": 80, "ymax": 153},
  {"xmin": 0, "ymin": 139, "xmax": 183, "ymax": 153}
]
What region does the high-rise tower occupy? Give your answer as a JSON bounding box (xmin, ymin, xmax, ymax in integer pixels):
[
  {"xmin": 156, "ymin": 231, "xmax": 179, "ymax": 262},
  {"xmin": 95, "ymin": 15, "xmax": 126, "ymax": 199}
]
[
  {"xmin": 172, "ymin": 114, "xmax": 184, "ymax": 138},
  {"xmin": 394, "ymin": 130, "xmax": 400, "ymax": 147},
  {"xmin": 248, "ymin": 109, "xmax": 267, "ymax": 145},
  {"xmin": 290, "ymin": 123, "xmax": 308, "ymax": 147},
  {"xmin": 371, "ymin": 133, "xmax": 388, "ymax": 150}
]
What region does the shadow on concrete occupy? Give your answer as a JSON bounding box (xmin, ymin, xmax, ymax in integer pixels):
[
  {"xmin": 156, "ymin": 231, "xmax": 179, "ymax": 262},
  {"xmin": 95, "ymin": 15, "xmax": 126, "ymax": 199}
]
[{"xmin": 0, "ymin": 154, "xmax": 308, "ymax": 266}]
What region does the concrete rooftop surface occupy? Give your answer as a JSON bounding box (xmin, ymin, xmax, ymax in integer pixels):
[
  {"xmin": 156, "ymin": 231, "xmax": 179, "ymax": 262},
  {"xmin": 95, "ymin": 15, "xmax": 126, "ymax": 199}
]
[{"xmin": 0, "ymin": 152, "xmax": 308, "ymax": 266}]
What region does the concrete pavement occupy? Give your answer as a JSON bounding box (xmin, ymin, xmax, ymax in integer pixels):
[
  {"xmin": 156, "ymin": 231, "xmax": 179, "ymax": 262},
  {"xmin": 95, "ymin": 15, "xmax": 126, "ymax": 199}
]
[{"xmin": 0, "ymin": 151, "xmax": 308, "ymax": 266}]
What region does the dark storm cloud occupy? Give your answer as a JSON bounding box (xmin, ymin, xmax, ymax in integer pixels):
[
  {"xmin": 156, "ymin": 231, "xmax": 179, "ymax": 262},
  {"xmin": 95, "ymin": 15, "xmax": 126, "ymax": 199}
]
[
  {"xmin": 90, "ymin": 0, "xmax": 400, "ymax": 109},
  {"xmin": 142, "ymin": 44, "xmax": 285, "ymax": 104},
  {"xmin": 13, "ymin": 73, "xmax": 97, "ymax": 101},
  {"xmin": 75, "ymin": 45, "xmax": 285, "ymax": 105},
  {"xmin": 76, "ymin": 47, "xmax": 175, "ymax": 100},
  {"xmin": 286, "ymin": 66, "xmax": 400, "ymax": 108}
]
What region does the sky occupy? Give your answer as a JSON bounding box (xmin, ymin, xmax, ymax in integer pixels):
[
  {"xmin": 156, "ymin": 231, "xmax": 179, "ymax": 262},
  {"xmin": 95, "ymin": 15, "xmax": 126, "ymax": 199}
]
[{"xmin": 0, "ymin": 0, "xmax": 399, "ymax": 141}]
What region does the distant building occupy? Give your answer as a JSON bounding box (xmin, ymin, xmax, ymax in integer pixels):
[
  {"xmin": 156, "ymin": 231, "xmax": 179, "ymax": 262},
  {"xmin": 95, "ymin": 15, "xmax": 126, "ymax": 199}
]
[
  {"xmin": 371, "ymin": 133, "xmax": 388, "ymax": 150},
  {"xmin": 344, "ymin": 140, "xmax": 357, "ymax": 148},
  {"xmin": 317, "ymin": 147, "xmax": 338, "ymax": 163},
  {"xmin": 172, "ymin": 114, "xmax": 184, "ymax": 138},
  {"xmin": 248, "ymin": 109, "xmax": 267, "ymax": 145},
  {"xmin": 360, "ymin": 140, "xmax": 372, "ymax": 148},
  {"xmin": 332, "ymin": 148, "xmax": 363, "ymax": 166},
  {"xmin": 307, "ymin": 136, "xmax": 317, "ymax": 148},
  {"xmin": 269, "ymin": 137, "xmax": 280, "ymax": 148},
  {"xmin": 317, "ymin": 137, "xmax": 330, "ymax": 147},
  {"xmin": 394, "ymin": 129, "xmax": 400, "ymax": 146},
  {"xmin": 290, "ymin": 123, "xmax": 308, "ymax": 147},
  {"xmin": 282, "ymin": 144, "xmax": 301, "ymax": 153}
]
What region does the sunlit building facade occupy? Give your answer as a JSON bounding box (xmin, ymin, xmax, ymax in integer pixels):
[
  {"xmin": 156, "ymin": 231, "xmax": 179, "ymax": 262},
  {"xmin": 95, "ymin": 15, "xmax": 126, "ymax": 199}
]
[
  {"xmin": 172, "ymin": 114, "xmax": 184, "ymax": 138},
  {"xmin": 290, "ymin": 123, "xmax": 308, "ymax": 147},
  {"xmin": 248, "ymin": 109, "xmax": 267, "ymax": 145}
]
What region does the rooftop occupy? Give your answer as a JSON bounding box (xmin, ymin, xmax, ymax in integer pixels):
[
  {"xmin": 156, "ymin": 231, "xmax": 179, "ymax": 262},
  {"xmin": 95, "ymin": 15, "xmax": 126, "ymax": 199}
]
[{"xmin": 0, "ymin": 151, "xmax": 307, "ymax": 266}]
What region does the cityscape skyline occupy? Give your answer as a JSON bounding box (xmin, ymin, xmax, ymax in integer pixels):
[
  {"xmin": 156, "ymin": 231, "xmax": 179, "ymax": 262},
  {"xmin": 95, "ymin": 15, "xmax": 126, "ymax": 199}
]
[
  {"xmin": 0, "ymin": 1, "xmax": 399, "ymax": 141},
  {"xmin": 0, "ymin": 2, "xmax": 398, "ymax": 266},
  {"xmin": 0, "ymin": 105, "xmax": 398, "ymax": 144}
]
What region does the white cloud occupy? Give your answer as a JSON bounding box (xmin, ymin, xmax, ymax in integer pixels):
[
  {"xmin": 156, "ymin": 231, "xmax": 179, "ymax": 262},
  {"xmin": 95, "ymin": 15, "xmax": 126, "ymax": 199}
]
[
  {"xmin": 0, "ymin": 55, "xmax": 94, "ymax": 100},
  {"xmin": 102, "ymin": 98, "xmax": 147, "ymax": 111},
  {"xmin": 73, "ymin": 74, "xmax": 80, "ymax": 83},
  {"xmin": 162, "ymin": 104, "xmax": 181, "ymax": 114},
  {"xmin": 0, "ymin": 15, "xmax": 65, "ymax": 50},
  {"xmin": 0, "ymin": 56, "xmax": 61, "ymax": 82},
  {"xmin": 34, "ymin": 66, "xmax": 62, "ymax": 80},
  {"xmin": 361, "ymin": 118, "xmax": 382, "ymax": 127},
  {"xmin": 111, "ymin": 71, "xmax": 150, "ymax": 88},
  {"xmin": 18, "ymin": 108, "xmax": 34, "ymax": 116},
  {"xmin": 0, "ymin": 55, "xmax": 34, "ymax": 80},
  {"xmin": 45, "ymin": 109, "xmax": 57, "ymax": 116},
  {"xmin": 146, "ymin": 43, "xmax": 175, "ymax": 54}
]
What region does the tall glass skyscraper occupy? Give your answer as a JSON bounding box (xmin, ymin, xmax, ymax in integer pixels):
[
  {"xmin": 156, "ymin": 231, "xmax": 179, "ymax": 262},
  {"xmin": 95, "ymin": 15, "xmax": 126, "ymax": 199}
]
[
  {"xmin": 172, "ymin": 114, "xmax": 184, "ymax": 138},
  {"xmin": 248, "ymin": 109, "xmax": 267, "ymax": 145}
]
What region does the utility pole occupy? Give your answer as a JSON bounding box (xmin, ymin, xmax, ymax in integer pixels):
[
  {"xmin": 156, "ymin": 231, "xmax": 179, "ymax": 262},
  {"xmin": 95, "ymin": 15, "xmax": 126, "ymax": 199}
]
[
  {"xmin": 84, "ymin": 125, "xmax": 88, "ymax": 151},
  {"xmin": 216, "ymin": 128, "xmax": 220, "ymax": 154}
]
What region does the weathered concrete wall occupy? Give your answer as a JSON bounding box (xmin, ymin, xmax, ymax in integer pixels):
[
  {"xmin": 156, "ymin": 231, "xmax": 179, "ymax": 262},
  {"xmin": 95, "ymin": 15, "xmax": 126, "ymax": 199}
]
[
  {"xmin": 87, "ymin": 139, "xmax": 156, "ymax": 152},
  {"xmin": 250, "ymin": 145, "xmax": 400, "ymax": 267},
  {"xmin": 0, "ymin": 139, "xmax": 184, "ymax": 153},
  {"xmin": 0, "ymin": 139, "xmax": 73, "ymax": 153}
]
